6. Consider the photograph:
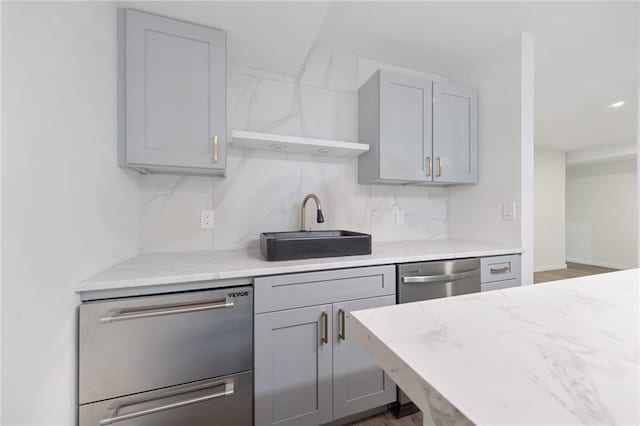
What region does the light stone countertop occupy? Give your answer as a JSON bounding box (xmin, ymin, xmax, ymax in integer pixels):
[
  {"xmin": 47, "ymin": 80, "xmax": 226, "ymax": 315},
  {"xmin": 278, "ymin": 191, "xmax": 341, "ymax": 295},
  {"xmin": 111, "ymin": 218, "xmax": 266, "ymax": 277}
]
[
  {"xmin": 351, "ymin": 269, "xmax": 640, "ymax": 426},
  {"xmin": 76, "ymin": 239, "xmax": 521, "ymax": 296}
]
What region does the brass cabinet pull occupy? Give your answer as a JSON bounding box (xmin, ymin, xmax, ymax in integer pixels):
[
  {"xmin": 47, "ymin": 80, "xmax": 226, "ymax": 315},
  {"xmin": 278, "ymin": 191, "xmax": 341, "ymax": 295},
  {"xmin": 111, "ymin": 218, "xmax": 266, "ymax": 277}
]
[
  {"xmin": 426, "ymin": 157, "xmax": 432, "ymax": 177},
  {"xmin": 437, "ymin": 157, "xmax": 442, "ymax": 177},
  {"xmin": 213, "ymin": 135, "xmax": 219, "ymax": 163},
  {"xmin": 338, "ymin": 308, "xmax": 346, "ymax": 341},
  {"xmin": 490, "ymin": 266, "xmax": 511, "ymax": 274},
  {"xmin": 321, "ymin": 311, "xmax": 328, "ymax": 344}
]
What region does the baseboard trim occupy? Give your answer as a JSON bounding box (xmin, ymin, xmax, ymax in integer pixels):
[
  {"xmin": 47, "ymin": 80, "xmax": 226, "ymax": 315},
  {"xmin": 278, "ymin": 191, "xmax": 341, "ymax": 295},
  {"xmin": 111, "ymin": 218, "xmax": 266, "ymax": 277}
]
[
  {"xmin": 565, "ymin": 258, "xmax": 634, "ymax": 270},
  {"xmin": 534, "ymin": 264, "xmax": 567, "ymax": 272}
]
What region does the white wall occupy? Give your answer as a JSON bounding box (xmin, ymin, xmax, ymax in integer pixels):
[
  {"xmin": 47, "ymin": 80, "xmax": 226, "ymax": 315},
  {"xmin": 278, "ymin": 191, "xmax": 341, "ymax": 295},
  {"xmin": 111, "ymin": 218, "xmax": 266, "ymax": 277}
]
[
  {"xmin": 566, "ymin": 158, "xmax": 638, "ymax": 269},
  {"xmin": 0, "ymin": 4, "xmax": 451, "ymax": 423},
  {"xmin": 520, "ymin": 32, "xmax": 535, "ymax": 285},
  {"xmin": 566, "ymin": 141, "xmax": 637, "ymax": 166},
  {"xmin": 534, "ymin": 148, "xmax": 566, "ymax": 271},
  {"xmin": 1, "ymin": 3, "xmax": 141, "ymax": 425},
  {"xmin": 449, "ymin": 34, "xmax": 535, "ymax": 283},
  {"xmin": 0, "ymin": 1, "xmax": 3, "ymax": 420}
]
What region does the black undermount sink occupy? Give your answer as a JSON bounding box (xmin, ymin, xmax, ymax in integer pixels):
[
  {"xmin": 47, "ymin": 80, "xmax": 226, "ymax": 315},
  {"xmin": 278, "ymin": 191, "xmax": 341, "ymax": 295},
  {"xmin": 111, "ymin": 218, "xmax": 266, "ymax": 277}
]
[{"xmin": 260, "ymin": 230, "xmax": 372, "ymax": 261}]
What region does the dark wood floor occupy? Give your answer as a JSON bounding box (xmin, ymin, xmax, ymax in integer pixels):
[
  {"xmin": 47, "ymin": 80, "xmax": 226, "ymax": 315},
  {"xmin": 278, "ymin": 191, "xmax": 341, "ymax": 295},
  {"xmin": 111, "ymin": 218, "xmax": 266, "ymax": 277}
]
[
  {"xmin": 534, "ymin": 262, "xmax": 617, "ymax": 284},
  {"xmin": 349, "ymin": 410, "xmax": 422, "ymax": 426}
]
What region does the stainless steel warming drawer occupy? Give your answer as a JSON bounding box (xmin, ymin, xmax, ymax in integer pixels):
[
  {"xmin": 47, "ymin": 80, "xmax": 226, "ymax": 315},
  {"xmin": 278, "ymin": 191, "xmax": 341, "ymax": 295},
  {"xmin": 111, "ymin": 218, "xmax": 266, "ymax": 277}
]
[
  {"xmin": 78, "ymin": 286, "xmax": 253, "ymax": 405},
  {"xmin": 79, "ymin": 371, "xmax": 252, "ymax": 426}
]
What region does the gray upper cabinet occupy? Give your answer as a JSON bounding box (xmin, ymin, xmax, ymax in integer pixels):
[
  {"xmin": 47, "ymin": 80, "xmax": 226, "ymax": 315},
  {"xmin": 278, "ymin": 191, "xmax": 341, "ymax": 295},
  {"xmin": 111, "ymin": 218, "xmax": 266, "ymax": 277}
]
[
  {"xmin": 118, "ymin": 9, "xmax": 227, "ymax": 175},
  {"xmin": 254, "ymin": 304, "xmax": 333, "ymax": 426},
  {"xmin": 358, "ymin": 70, "xmax": 478, "ymax": 185},
  {"xmin": 358, "ymin": 70, "xmax": 433, "ymax": 184},
  {"xmin": 333, "ymin": 296, "xmax": 396, "ymax": 420},
  {"xmin": 433, "ymin": 82, "xmax": 478, "ymax": 184}
]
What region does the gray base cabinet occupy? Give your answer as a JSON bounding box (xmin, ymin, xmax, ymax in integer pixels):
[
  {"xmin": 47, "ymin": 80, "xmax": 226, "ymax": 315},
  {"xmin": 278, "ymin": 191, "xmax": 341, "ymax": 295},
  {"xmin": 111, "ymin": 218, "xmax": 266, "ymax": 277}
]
[
  {"xmin": 118, "ymin": 9, "xmax": 227, "ymax": 176},
  {"xmin": 255, "ymin": 305, "xmax": 334, "ymax": 426},
  {"xmin": 254, "ymin": 266, "xmax": 396, "ymax": 426},
  {"xmin": 333, "ymin": 296, "xmax": 396, "ymax": 419},
  {"xmin": 481, "ymin": 254, "xmax": 522, "ymax": 291}
]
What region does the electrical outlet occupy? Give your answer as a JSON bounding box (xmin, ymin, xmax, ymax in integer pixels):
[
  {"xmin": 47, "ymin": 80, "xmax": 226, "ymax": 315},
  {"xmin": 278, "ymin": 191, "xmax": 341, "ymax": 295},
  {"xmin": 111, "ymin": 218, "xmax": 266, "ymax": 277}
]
[
  {"xmin": 201, "ymin": 210, "xmax": 215, "ymax": 229},
  {"xmin": 395, "ymin": 209, "xmax": 406, "ymax": 225},
  {"xmin": 502, "ymin": 202, "xmax": 516, "ymax": 221}
]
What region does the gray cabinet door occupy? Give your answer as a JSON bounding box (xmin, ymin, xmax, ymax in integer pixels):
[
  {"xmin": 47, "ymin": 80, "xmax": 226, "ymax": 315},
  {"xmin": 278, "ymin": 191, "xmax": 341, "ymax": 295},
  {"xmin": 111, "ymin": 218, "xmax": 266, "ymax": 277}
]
[
  {"xmin": 120, "ymin": 9, "xmax": 226, "ymax": 174},
  {"xmin": 255, "ymin": 305, "xmax": 333, "ymax": 426},
  {"xmin": 379, "ymin": 71, "xmax": 433, "ymax": 182},
  {"xmin": 332, "ymin": 296, "xmax": 396, "ymax": 420},
  {"xmin": 432, "ymin": 82, "xmax": 478, "ymax": 184}
]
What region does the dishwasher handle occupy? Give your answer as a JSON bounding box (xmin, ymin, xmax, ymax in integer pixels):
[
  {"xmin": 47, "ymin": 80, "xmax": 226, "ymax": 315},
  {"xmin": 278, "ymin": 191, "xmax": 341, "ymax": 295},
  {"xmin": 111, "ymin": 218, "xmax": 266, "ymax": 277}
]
[{"xmin": 402, "ymin": 269, "xmax": 480, "ymax": 284}]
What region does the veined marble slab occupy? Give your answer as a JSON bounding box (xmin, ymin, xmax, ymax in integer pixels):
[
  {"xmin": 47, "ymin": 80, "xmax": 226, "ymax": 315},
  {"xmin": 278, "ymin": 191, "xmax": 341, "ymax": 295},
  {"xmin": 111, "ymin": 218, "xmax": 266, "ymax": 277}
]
[
  {"xmin": 76, "ymin": 239, "xmax": 520, "ymax": 295},
  {"xmin": 351, "ymin": 269, "xmax": 640, "ymax": 426}
]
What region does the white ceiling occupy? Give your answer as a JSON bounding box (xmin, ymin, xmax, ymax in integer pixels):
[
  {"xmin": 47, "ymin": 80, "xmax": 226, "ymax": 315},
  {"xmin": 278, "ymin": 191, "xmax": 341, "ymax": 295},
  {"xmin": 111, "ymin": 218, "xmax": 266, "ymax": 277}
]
[
  {"xmin": 122, "ymin": 1, "xmax": 639, "ymax": 152},
  {"xmin": 120, "ymin": 1, "xmax": 332, "ymax": 75},
  {"xmin": 316, "ymin": 1, "xmax": 639, "ymax": 152}
]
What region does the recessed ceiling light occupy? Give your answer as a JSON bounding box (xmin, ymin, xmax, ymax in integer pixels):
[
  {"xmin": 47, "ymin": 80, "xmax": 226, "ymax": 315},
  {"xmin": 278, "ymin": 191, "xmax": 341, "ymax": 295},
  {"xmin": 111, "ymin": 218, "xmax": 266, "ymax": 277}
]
[{"xmin": 610, "ymin": 101, "xmax": 625, "ymax": 108}]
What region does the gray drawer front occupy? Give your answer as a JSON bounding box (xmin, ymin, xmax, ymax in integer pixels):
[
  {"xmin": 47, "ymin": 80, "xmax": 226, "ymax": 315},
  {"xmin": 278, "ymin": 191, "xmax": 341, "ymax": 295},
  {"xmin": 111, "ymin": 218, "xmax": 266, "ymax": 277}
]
[
  {"xmin": 481, "ymin": 254, "xmax": 521, "ymax": 283},
  {"xmin": 254, "ymin": 266, "xmax": 395, "ymax": 313},
  {"xmin": 481, "ymin": 278, "xmax": 520, "ymax": 292},
  {"xmin": 79, "ymin": 287, "xmax": 252, "ymax": 405},
  {"xmin": 79, "ymin": 371, "xmax": 252, "ymax": 426}
]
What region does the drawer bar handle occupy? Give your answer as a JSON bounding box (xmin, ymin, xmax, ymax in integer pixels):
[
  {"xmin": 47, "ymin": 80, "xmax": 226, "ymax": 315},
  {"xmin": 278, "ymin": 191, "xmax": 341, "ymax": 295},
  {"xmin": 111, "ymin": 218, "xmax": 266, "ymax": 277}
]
[
  {"xmin": 402, "ymin": 269, "xmax": 479, "ymax": 284},
  {"xmin": 99, "ymin": 381, "xmax": 234, "ymax": 425},
  {"xmin": 338, "ymin": 308, "xmax": 346, "ymax": 341},
  {"xmin": 100, "ymin": 298, "xmax": 234, "ymax": 323},
  {"xmin": 321, "ymin": 311, "xmax": 329, "ymax": 344},
  {"xmin": 490, "ymin": 266, "xmax": 511, "ymax": 274}
]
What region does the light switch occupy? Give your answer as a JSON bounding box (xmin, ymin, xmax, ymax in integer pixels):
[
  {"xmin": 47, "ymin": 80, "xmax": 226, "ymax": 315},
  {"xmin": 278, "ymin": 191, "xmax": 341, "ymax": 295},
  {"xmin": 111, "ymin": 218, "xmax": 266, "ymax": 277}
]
[
  {"xmin": 395, "ymin": 209, "xmax": 406, "ymax": 225},
  {"xmin": 502, "ymin": 202, "xmax": 516, "ymax": 221}
]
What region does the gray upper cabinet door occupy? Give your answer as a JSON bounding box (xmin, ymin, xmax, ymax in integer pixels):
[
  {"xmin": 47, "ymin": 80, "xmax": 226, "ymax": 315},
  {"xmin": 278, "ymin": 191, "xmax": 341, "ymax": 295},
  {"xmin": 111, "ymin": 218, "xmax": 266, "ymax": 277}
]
[
  {"xmin": 118, "ymin": 9, "xmax": 226, "ymax": 175},
  {"xmin": 333, "ymin": 296, "xmax": 396, "ymax": 420},
  {"xmin": 254, "ymin": 305, "xmax": 333, "ymax": 426},
  {"xmin": 432, "ymin": 82, "xmax": 478, "ymax": 184},
  {"xmin": 358, "ymin": 70, "xmax": 433, "ymax": 184},
  {"xmin": 379, "ymin": 72, "xmax": 433, "ymax": 182}
]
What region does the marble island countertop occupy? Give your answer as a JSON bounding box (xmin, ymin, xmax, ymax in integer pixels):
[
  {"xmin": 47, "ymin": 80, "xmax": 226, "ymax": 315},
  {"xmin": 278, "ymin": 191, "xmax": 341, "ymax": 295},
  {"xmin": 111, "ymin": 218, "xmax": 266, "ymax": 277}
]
[
  {"xmin": 351, "ymin": 269, "xmax": 640, "ymax": 426},
  {"xmin": 76, "ymin": 239, "xmax": 521, "ymax": 298}
]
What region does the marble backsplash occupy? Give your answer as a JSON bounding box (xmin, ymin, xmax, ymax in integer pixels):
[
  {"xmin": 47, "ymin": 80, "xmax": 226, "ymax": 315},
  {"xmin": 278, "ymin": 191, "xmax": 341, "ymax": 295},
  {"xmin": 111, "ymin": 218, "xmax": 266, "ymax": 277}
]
[{"xmin": 140, "ymin": 46, "xmax": 449, "ymax": 253}]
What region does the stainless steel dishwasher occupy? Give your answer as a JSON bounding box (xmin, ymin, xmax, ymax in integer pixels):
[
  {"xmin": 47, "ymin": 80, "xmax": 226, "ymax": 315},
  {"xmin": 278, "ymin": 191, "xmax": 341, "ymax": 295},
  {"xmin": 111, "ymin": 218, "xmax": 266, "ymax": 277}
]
[
  {"xmin": 78, "ymin": 286, "xmax": 253, "ymax": 426},
  {"xmin": 394, "ymin": 258, "xmax": 481, "ymax": 417}
]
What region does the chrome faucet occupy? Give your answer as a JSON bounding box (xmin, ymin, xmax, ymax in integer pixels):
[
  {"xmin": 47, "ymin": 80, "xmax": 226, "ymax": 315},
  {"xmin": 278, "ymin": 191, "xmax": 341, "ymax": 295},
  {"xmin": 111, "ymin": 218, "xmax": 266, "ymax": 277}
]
[{"xmin": 300, "ymin": 193, "xmax": 325, "ymax": 231}]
